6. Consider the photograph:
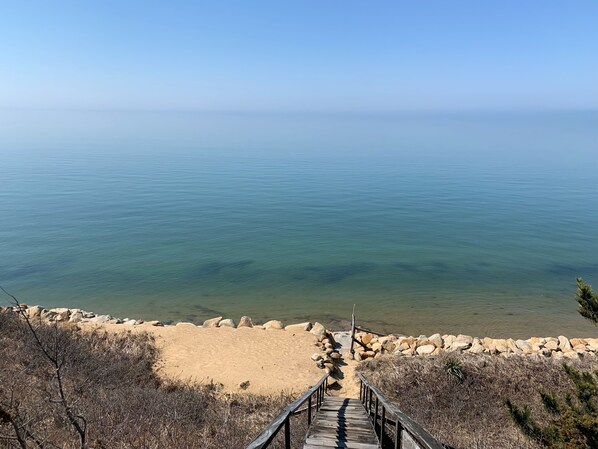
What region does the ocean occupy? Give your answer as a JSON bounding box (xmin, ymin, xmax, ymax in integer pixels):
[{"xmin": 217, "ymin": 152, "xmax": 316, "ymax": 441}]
[{"xmin": 1, "ymin": 109, "xmax": 597, "ymax": 337}]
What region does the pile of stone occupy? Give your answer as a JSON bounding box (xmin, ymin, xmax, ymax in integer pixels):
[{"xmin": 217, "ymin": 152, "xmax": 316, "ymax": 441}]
[
  {"xmin": 0, "ymin": 305, "xmax": 328, "ymax": 336},
  {"xmin": 0, "ymin": 304, "xmax": 153, "ymax": 326},
  {"xmin": 309, "ymin": 323, "xmax": 343, "ymax": 376},
  {"xmin": 199, "ymin": 316, "xmax": 316, "ymax": 332},
  {"xmin": 353, "ymin": 332, "xmax": 598, "ymax": 361}
]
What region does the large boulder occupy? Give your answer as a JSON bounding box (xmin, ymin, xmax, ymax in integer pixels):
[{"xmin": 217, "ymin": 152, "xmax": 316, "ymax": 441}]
[
  {"xmin": 285, "ymin": 322, "xmax": 312, "ymax": 332},
  {"xmin": 69, "ymin": 310, "xmax": 84, "ymax": 323},
  {"xmin": 238, "ymin": 316, "xmax": 254, "ymax": 328},
  {"xmin": 219, "ymin": 319, "xmax": 236, "ymax": 328},
  {"xmin": 416, "ymin": 344, "xmax": 436, "ymax": 355},
  {"xmin": 558, "ymin": 336, "xmax": 572, "ymax": 352},
  {"xmin": 203, "ymin": 316, "xmax": 223, "ymax": 328},
  {"xmin": 515, "ymin": 339, "xmax": 533, "ymax": 353},
  {"xmin": 25, "ymin": 305, "xmax": 45, "ymax": 319},
  {"xmin": 310, "ymin": 322, "xmax": 327, "ymax": 338},
  {"xmin": 263, "ymin": 320, "xmax": 284, "ymax": 330},
  {"xmin": 428, "ymin": 333, "xmax": 443, "ymax": 348},
  {"xmin": 361, "ymin": 333, "xmax": 374, "ymax": 345}
]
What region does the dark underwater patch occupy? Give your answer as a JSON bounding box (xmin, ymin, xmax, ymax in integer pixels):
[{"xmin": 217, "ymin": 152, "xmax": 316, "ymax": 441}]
[
  {"xmin": 304, "ymin": 262, "xmax": 377, "ymax": 283},
  {"xmin": 192, "ymin": 303, "xmax": 223, "ymax": 316},
  {"xmin": 193, "ymin": 260, "xmax": 254, "ymax": 276},
  {"xmin": 547, "ymin": 262, "xmax": 598, "ymax": 276},
  {"xmin": 1, "ymin": 258, "xmax": 76, "ymax": 281}
]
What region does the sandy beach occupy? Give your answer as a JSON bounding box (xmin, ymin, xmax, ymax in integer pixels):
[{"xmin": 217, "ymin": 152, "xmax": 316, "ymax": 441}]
[{"xmin": 86, "ymin": 322, "xmax": 326, "ymax": 395}]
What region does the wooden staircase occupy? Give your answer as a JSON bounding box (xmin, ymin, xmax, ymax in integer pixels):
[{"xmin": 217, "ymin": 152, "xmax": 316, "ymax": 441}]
[{"xmin": 303, "ymin": 397, "xmax": 380, "ymax": 449}]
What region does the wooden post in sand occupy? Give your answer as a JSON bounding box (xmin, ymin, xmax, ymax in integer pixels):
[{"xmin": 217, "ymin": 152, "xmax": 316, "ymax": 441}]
[{"xmin": 349, "ymin": 304, "xmax": 356, "ymax": 360}]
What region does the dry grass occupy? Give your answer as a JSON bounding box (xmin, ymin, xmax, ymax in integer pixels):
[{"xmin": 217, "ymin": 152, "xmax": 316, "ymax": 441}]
[
  {"xmin": 358, "ymin": 352, "xmax": 598, "ymax": 449},
  {"xmin": 0, "ymin": 310, "xmax": 307, "ymax": 449}
]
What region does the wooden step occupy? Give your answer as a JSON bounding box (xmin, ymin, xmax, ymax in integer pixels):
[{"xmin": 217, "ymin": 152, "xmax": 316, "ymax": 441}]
[{"xmin": 302, "ymin": 397, "xmax": 380, "ymax": 449}]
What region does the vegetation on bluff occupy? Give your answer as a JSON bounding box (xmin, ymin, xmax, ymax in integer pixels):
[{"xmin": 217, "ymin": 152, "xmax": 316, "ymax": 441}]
[
  {"xmin": 358, "ymin": 353, "xmax": 598, "ymax": 449},
  {"xmin": 0, "ymin": 308, "xmax": 300, "ymax": 449}
]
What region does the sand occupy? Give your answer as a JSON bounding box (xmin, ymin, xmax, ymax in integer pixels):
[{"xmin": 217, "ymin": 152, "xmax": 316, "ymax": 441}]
[{"xmin": 88, "ymin": 322, "xmax": 326, "ymax": 395}]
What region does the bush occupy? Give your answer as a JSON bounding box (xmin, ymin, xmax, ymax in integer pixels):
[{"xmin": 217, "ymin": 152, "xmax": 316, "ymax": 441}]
[
  {"xmin": 0, "ymin": 309, "xmax": 301, "ymax": 449},
  {"xmin": 506, "ymin": 363, "xmax": 598, "ymax": 448},
  {"xmin": 358, "ymin": 353, "xmax": 598, "ymax": 449}
]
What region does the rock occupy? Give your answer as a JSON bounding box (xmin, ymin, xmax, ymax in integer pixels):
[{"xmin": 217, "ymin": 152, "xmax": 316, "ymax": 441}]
[
  {"xmin": 495, "ymin": 344, "xmax": 508, "ymax": 353},
  {"xmin": 219, "ymin": 319, "xmax": 236, "ymax": 328},
  {"xmin": 544, "ymin": 340, "xmax": 558, "ymax": 351},
  {"xmin": 361, "ymin": 351, "xmax": 376, "ymax": 359},
  {"xmin": 239, "ymin": 380, "xmax": 250, "ymax": 390},
  {"xmin": 238, "ymin": 316, "xmax": 254, "ymax": 328},
  {"xmin": 148, "ymin": 320, "xmax": 163, "ymax": 326},
  {"xmin": 455, "ymin": 334, "xmax": 473, "ymax": 345},
  {"xmin": 361, "ymin": 333, "xmax": 374, "ymax": 346},
  {"xmin": 90, "ymin": 315, "xmax": 112, "ymax": 324},
  {"xmin": 402, "ymin": 348, "xmax": 415, "ymax": 356},
  {"xmin": 416, "ymin": 344, "xmax": 436, "ymax": 355},
  {"xmin": 203, "ymin": 316, "xmax": 222, "ymax": 328},
  {"xmin": 176, "ymin": 322, "xmax": 197, "ymax": 328},
  {"xmin": 587, "ymin": 339, "xmax": 598, "ymax": 351},
  {"xmin": 330, "ymin": 352, "xmax": 341, "ymax": 360},
  {"xmin": 515, "ymin": 339, "xmax": 533, "ymax": 353},
  {"xmin": 310, "ymin": 322, "xmax": 327, "ymax": 338},
  {"xmin": 507, "ymin": 339, "xmax": 522, "ymax": 354},
  {"xmin": 444, "ymin": 335, "xmax": 456, "ymax": 347},
  {"xmin": 82, "ymin": 311, "xmax": 95, "ymax": 318},
  {"xmin": 570, "ymin": 338, "xmax": 587, "ymax": 347},
  {"xmin": 563, "ymin": 351, "xmax": 579, "ymax": 360},
  {"xmin": 540, "ymin": 348, "xmax": 552, "ymax": 357},
  {"xmin": 429, "ymin": 333, "xmax": 443, "ymax": 348},
  {"xmin": 50, "ymin": 308, "xmax": 71, "ymax": 321},
  {"xmin": 285, "ymin": 322, "xmax": 312, "ymax": 332},
  {"xmin": 469, "ymin": 343, "xmax": 484, "ymax": 354},
  {"xmin": 371, "ymin": 342, "xmax": 382, "ymax": 352},
  {"xmin": 558, "ymin": 336, "xmax": 572, "ymax": 352},
  {"xmin": 552, "ymin": 351, "xmax": 564, "ymax": 360},
  {"xmin": 263, "ymin": 320, "xmax": 284, "ymax": 330},
  {"xmin": 382, "ymin": 341, "xmax": 396, "ymax": 352},
  {"xmin": 450, "ymin": 341, "xmax": 471, "ymax": 351},
  {"xmin": 69, "ymin": 311, "xmax": 84, "ymax": 323},
  {"xmin": 25, "ymin": 305, "xmax": 44, "ymax": 319},
  {"xmin": 311, "ymin": 353, "xmax": 323, "ymax": 362}
]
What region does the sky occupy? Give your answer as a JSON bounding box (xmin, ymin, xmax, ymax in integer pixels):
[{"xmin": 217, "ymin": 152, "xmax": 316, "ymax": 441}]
[{"xmin": 1, "ymin": 1, "xmax": 597, "ymax": 112}]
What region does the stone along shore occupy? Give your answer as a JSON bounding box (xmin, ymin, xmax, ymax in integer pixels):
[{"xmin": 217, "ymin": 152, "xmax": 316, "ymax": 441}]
[{"xmin": 4, "ymin": 304, "xmax": 598, "ymax": 369}]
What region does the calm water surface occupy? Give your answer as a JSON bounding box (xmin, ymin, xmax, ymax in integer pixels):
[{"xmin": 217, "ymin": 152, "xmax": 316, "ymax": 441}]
[{"xmin": 1, "ymin": 110, "xmax": 597, "ymax": 337}]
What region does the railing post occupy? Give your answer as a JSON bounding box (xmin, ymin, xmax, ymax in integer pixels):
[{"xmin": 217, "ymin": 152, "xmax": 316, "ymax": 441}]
[
  {"xmin": 375, "ymin": 397, "xmax": 379, "ymax": 431},
  {"xmin": 284, "ymin": 417, "xmax": 291, "ymax": 449},
  {"xmin": 395, "ymin": 420, "xmax": 402, "ymax": 449},
  {"xmin": 308, "ymin": 394, "xmax": 312, "ymax": 425},
  {"xmin": 380, "ymin": 405, "xmax": 386, "ymax": 446},
  {"xmin": 368, "ymin": 388, "xmax": 373, "ymax": 417}
]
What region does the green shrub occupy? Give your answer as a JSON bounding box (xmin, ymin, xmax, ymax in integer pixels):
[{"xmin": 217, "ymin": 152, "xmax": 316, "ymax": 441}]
[{"xmin": 506, "ymin": 363, "xmax": 598, "ymax": 448}]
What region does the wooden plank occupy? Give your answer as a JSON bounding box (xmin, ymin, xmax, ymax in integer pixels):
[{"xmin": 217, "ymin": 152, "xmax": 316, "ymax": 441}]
[
  {"xmin": 245, "ymin": 374, "xmax": 329, "ymax": 449},
  {"xmin": 302, "ymin": 397, "xmax": 380, "ymax": 449}
]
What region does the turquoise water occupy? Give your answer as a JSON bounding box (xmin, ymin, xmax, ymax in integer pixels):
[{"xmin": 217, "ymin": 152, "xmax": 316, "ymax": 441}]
[{"xmin": 1, "ymin": 110, "xmax": 597, "ymax": 337}]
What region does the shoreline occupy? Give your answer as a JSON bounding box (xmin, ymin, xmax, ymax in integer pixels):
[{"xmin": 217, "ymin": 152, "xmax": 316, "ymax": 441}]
[
  {"xmin": 6, "ymin": 303, "xmax": 598, "ymax": 356},
  {"xmin": 3, "ymin": 303, "xmax": 598, "ymax": 395}
]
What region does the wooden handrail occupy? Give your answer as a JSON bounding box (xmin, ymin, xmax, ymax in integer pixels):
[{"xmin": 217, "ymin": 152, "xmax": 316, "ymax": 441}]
[
  {"xmin": 357, "ymin": 372, "xmax": 445, "ymax": 449},
  {"xmin": 245, "ymin": 374, "xmax": 329, "ymax": 449}
]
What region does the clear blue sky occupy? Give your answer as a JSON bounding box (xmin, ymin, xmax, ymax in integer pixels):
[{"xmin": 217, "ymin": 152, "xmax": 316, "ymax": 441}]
[{"xmin": 1, "ymin": 1, "xmax": 597, "ymax": 112}]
